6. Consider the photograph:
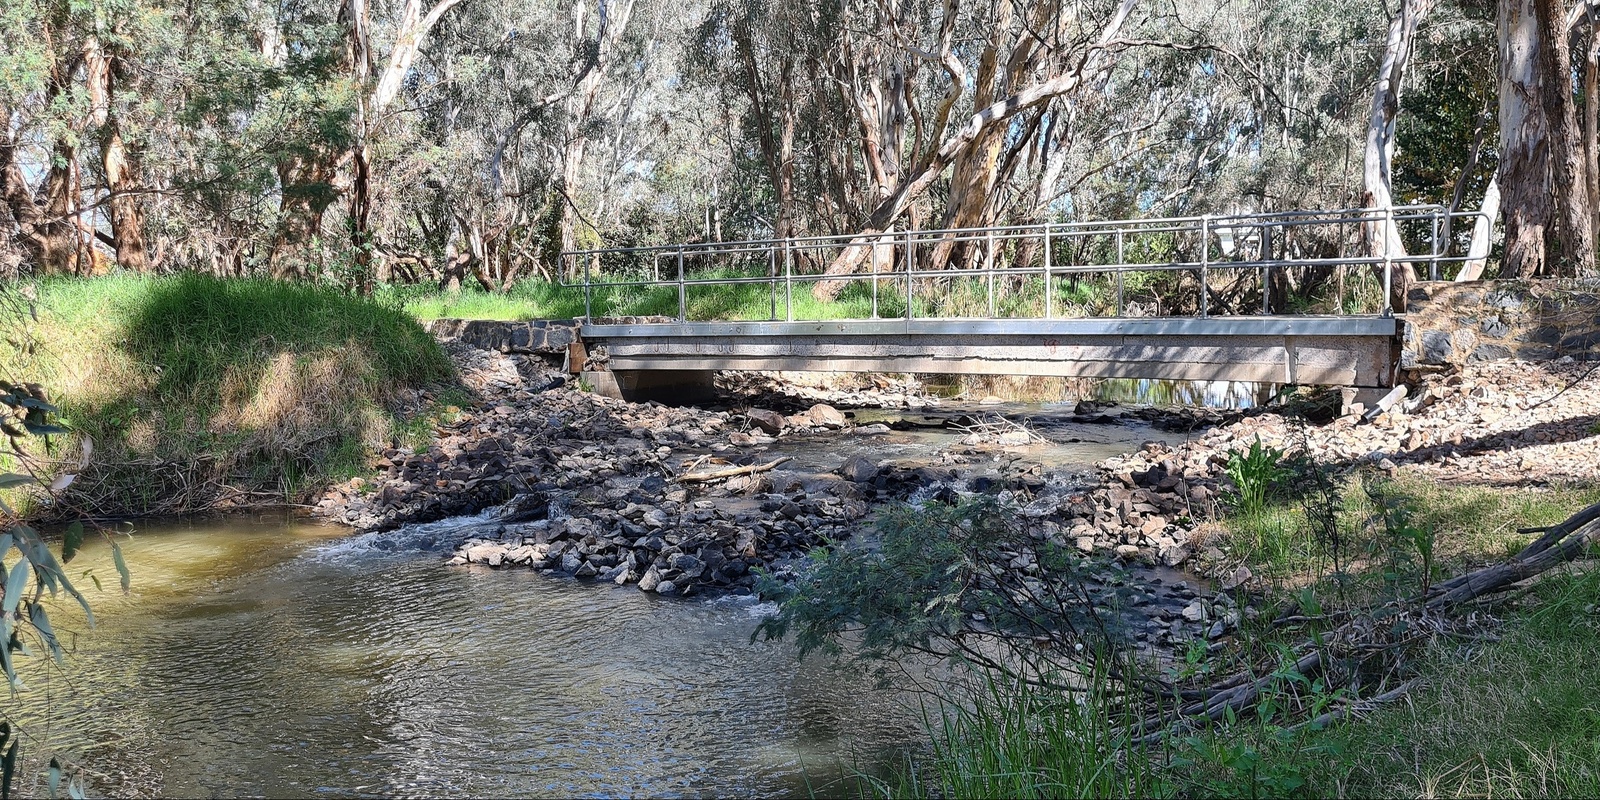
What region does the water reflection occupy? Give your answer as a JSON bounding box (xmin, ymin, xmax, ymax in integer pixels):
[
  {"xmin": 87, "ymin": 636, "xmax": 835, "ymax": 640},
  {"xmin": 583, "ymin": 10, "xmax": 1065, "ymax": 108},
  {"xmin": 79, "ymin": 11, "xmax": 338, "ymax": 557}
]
[
  {"xmin": 1091, "ymin": 378, "xmax": 1279, "ymax": 409},
  {"xmin": 21, "ymin": 517, "xmax": 922, "ymax": 798}
]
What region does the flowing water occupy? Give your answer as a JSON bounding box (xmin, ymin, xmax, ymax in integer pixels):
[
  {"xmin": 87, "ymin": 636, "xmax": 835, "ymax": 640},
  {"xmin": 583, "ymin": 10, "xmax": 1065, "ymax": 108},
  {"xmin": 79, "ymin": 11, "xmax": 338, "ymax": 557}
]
[
  {"xmin": 18, "ymin": 515, "xmax": 927, "ymax": 798},
  {"xmin": 15, "ymin": 412, "xmax": 1185, "ymax": 798}
]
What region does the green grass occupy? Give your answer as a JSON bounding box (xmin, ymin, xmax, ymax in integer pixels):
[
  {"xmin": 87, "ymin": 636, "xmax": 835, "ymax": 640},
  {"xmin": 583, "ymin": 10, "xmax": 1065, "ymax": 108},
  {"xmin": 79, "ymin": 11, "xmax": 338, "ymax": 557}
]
[
  {"xmin": 874, "ymin": 667, "xmax": 1170, "ymax": 799},
  {"xmin": 5, "ymin": 273, "xmax": 456, "ymax": 517},
  {"xmin": 384, "ymin": 269, "xmax": 1131, "ymax": 322},
  {"xmin": 1185, "ymin": 565, "xmax": 1600, "ymax": 798},
  {"xmin": 1225, "ymin": 473, "xmax": 1600, "ymax": 582},
  {"xmin": 883, "ymin": 563, "xmax": 1600, "ymax": 799}
]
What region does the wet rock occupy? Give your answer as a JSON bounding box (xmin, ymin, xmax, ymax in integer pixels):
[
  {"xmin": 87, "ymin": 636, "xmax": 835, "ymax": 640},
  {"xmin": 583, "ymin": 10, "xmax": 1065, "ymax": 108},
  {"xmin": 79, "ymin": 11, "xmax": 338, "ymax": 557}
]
[
  {"xmin": 850, "ymin": 423, "xmax": 892, "ymax": 435},
  {"xmin": 839, "ymin": 455, "xmax": 880, "ymax": 483},
  {"xmin": 746, "ymin": 408, "xmax": 787, "ymax": 435},
  {"xmin": 655, "ymin": 579, "xmax": 678, "ymax": 595},
  {"xmin": 1022, "ymin": 496, "xmax": 1059, "ymax": 518},
  {"xmin": 638, "ymin": 567, "xmax": 661, "ymax": 592},
  {"xmin": 669, "ymin": 553, "xmax": 706, "ymax": 579}
]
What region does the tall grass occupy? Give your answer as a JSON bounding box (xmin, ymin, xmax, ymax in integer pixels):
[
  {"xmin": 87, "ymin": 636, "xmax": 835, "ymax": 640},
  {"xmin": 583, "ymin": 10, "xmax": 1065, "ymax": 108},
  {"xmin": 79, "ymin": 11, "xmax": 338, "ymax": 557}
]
[
  {"xmin": 6, "ymin": 274, "xmax": 455, "ymax": 517},
  {"xmin": 874, "ymin": 666, "xmax": 1169, "ymax": 799},
  {"xmin": 1185, "ymin": 565, "xmax": 1600, "ymax": 799}
]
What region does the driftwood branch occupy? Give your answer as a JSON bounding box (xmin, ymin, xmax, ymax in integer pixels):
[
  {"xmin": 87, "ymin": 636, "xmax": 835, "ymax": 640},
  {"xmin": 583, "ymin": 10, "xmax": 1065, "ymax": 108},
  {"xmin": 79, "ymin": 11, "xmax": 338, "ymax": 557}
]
[
  {"xmin": 677, "ymin": 457, "xmax": 791, "ymax": 483},
  {"xmin": 1130, "ymin": 500, "xmax": 1600, "ymax": 744}
]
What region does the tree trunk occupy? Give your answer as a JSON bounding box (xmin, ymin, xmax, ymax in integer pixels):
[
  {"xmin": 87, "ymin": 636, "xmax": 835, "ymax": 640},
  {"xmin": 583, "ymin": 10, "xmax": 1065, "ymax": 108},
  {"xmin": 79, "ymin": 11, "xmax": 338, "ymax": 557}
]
[
  {"xmin": 1499, "ymin": 0, "xmax": 1553, "ymax": 278},
  {"xmin": 1362, "ymin": 0, "xmax": 1435, "ymax": 311},
  {"xmin": 556, "ymin": 0, "xmax": 637, "ymax": 279},
  {"xmin": 1586, "ymin": 21, "xmax": 1600, "ymax": 237},
  {"xmin": 1458, "ymin": 175, "xmax": 1501, "ymax": 281},
  {"xmin": 85, "ymin": 35, "xmax": 148, "ymax": 272},
  {"xmin": 0, "ymin": 113, "xmax": 74, "ymax": 275},
  {"xmin": 1535, "ymin": 0, "xmax": 1596, "ymax": 276},
  {"xmin": 811, "ymin": 0, "xmax": 1137, "ymax": 301}
]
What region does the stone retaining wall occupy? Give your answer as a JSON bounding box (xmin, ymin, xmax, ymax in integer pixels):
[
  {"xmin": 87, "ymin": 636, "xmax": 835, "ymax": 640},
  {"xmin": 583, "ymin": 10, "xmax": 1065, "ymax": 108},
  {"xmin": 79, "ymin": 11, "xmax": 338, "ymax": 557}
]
[{"xmin": 1402, "ymin": 280, "xmax": 1600, "ymax": 370}]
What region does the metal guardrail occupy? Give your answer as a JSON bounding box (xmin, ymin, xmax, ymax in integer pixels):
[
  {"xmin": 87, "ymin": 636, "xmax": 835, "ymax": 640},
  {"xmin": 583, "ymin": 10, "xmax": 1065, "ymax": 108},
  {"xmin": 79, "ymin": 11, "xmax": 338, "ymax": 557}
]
[{"xmin": 561, "ymin": 205, "xmax": 1489, "ymax": 323}]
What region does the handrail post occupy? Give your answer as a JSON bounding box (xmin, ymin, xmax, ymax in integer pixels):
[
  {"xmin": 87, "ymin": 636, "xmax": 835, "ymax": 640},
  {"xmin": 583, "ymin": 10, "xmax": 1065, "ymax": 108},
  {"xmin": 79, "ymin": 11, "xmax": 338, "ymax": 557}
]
[
  {"xmin": 676, "ymin": 246, "xmax": 686, "ymax": 322},
  {"xmin": 1115, "ymin": 228, "xmax": 1125, "ymax": 317},
  {"xmin": 871, "ymin": 234, "xmax": 880, "ymax": 319},
  {"xmin": 784, "ymin": 238, "xmax": 794, "ymax": 322},
  {"xmin": 1429, "ymin": 206, "xmax": 1442, "ymax": 281},
  {"xmin": 1261, "ymin": 223, "xmax": 1272, "ymax": 315},
  {"xmin": 1382, "ymin": 206, "xmax": 1394, "ymax": 316},
  {"xmin": 905, "ymin": 229, "xmax": 914, "ymax": 320},
  {"xmin": 1044, "ymin": 226, "xmax": 1053, "ymax": 319},
  {"xmin": 583, "ymin": 248, "xmax": 593, "ymax": 320},
  {"xmin": 1199, "ymin": 215, "xmax": 1210, "ymax": 318},
  {"xmin": 986, "ymin": 228, "xmax": 996, "ymax": 318},
  {"xmin": 768, "ymin": 245, "xmax": 777, "ymax": 321}
]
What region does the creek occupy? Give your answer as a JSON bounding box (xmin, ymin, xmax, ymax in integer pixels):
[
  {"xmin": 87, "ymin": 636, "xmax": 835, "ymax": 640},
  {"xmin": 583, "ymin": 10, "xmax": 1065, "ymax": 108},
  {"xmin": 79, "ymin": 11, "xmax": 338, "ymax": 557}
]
[{"xmin": 22, "ymin": 404, "xmax": 1190, "ymax": 798}]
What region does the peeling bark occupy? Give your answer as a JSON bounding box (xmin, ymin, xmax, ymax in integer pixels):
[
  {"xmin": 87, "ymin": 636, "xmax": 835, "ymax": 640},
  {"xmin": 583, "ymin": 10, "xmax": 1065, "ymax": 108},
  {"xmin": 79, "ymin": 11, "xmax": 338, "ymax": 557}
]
[
  {"xmin": 1499, "ymin": 0, "xmax": 1552, "ymax": 278},
  {"xmin": 1362, "ymin": 0, "xmax": 1435, "ymax": 311}
]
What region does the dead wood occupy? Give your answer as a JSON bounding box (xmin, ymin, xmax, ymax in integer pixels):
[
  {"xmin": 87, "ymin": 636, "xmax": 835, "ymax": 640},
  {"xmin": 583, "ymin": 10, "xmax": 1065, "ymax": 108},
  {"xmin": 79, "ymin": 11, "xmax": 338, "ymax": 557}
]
[
  {"xmin": 1128, "ymin": 500, "xmax": 1600, "ymax": 744},
  {"xmin": 677, "ymin": 457, "xmax": 791, "ymax": 483}
]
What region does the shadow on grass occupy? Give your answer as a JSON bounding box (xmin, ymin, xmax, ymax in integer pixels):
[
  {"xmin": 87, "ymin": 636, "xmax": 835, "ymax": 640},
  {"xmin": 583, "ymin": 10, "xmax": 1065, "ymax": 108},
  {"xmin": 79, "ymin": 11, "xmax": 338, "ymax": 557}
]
[{"xmin": 43, "ymin": 275, "xmax": 455, "ymax": 519}]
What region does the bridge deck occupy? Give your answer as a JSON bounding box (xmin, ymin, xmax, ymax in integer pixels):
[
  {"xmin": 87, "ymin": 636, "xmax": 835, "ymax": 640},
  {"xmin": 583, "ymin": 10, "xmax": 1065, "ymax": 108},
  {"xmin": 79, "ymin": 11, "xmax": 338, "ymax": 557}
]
[{"xmin": 580, "ymin": 316, "xmax": 1401, "ymax": 387}]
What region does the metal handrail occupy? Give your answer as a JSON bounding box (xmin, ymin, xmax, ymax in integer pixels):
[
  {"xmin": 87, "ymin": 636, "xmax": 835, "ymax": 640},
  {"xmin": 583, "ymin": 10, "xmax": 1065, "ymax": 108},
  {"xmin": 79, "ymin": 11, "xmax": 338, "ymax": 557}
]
[{"xmin": 564, "ymin": 205, "xmax": 1490, "ymax": 322}]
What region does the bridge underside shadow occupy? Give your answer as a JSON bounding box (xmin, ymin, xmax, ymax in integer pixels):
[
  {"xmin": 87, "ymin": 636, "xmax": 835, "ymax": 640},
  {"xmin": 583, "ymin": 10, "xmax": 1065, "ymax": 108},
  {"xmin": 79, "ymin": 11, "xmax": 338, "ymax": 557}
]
[{"xmin": 578, "ymin": 317, "xmax": 1401, "ymax": 402}]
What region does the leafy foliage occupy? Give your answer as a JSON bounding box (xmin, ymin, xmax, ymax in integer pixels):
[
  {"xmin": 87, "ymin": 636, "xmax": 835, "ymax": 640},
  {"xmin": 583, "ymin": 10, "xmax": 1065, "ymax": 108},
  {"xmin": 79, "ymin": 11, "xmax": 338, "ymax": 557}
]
[
  {"xmin": 1223, "ymin": 438, "xmax": 1291, "ymax": 515},
  {"xmin": 0, "ymin": 287, "xmax": 107, "ymax": 798},
  {"xmin": 755, "ymin": 496, "xmax": 1123, "ymax": 683}
]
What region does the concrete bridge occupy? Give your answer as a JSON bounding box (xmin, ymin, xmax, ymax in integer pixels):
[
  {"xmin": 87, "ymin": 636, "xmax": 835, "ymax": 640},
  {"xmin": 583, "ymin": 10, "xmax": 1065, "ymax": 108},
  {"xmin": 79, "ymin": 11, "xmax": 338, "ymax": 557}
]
[
  {"xmin": 576, "ymin": 316, "xmax": 1402, "ymax": 401},
  {"xmin": 545, "ymin": 206, "xmax": 1485, "ymax": 402}
]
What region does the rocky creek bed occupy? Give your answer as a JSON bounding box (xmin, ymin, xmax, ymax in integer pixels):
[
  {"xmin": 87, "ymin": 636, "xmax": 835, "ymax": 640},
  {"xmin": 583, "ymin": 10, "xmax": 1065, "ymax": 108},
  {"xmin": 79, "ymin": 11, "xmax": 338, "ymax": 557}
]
[{"xmin": 313, "ymin": 340, "xmax": 1599, "ymax": 651}]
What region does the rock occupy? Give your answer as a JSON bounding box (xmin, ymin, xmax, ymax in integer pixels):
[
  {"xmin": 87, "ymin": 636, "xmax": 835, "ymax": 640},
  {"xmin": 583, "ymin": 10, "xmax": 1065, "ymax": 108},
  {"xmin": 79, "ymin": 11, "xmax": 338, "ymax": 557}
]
[
  {"xmin": 1113, "ymin": 544, "xmax": 1141, "ymax": 559},
  {"xmin": 669, "ymin": 553, "xmax": 706, "ymax": 579},
  {"xmin": 464, "ymin": 543, "xmax": 503, "ymax": 565},
  {"xmin": 997, "ymin": 430, "xmax": 1032, "ymax": 446},
  {"xmin": 642, "ymin": 508, "xmax": 670, "ymax": 528},
  {"xmin": 806, "ymin": 403, "xmax": 848, "ymax": 427},
  {"xmin": 1159, "ymin": 543, "xmax": 1190, "ymax": 567},
  {"xmin": 575, "ymin": 561, "xmax": 598, "ymax": 578},
  {"xmin": 1221, "ymin": 565, "xmax": 1253, "ymax": 591},
  {"xmin": 637, "ymin": 567, "xmax": 661, "ymax": 592},
  {"xmin": 839, "ymin": 455, "xmax": 880, "ymax": 483},
  {"xmin": 979, "ymin": 396, "xmax": 1005, "ymax": 405},
  {"xmin": 746, "ymin": 408, "xmax": 787, "ymax": 435},
  {"xmin": 1022, "ymin": 496, "xmax": 1059, "ymax": 518},
  {"xmin": 1073, "ymin": 536, "xmax": 1096, "ymax": 553},
  {"xmin": 850, "ymin": 423, "xmax": 891, "ymax": 435},
  {"xmin": 655, "ymin": 579, "xmax": 678, "ymax": 595},
  {"xmin": 1181, "ymin": 600, "xmax": 1209, "ymax": 622}
]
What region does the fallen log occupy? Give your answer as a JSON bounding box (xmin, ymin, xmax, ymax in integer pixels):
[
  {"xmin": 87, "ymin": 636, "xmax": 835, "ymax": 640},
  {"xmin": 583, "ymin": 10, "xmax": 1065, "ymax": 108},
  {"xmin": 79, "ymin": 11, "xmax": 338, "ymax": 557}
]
[
  {"xmin": 1130, "ymin": 499, "xmax": 1600, "ymax": 744},
  {"xmin": 677, "ymin": 457, "xmax": 791, "ymax": 484}
]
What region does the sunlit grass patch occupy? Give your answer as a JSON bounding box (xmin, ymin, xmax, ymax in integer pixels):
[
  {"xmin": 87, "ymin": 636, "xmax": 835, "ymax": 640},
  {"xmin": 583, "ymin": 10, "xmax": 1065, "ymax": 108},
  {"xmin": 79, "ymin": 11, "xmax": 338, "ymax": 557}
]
[{"xmin": 5, "ymin": 273, "xmax": 456, "ymax": 517}]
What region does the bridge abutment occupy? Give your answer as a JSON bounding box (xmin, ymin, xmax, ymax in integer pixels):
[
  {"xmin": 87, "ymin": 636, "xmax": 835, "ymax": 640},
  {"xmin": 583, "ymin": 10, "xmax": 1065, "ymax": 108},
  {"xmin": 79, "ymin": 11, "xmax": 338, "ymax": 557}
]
[{"xmin": 583, "ymin": 369, "xmax": 717, "ymax": 404}]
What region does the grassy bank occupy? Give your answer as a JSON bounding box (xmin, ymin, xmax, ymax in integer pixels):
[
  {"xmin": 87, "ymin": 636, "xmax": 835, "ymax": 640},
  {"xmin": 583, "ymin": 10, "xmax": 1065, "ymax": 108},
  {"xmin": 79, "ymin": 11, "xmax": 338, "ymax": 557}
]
[
  {"xmin": 883, "ymin": 564, "xmax": 1600, "ymax": 799},
  {"xmin": 856, "ymin": 473, "xmax": 1600, "ymax": 798},
  {"xmin": 3, "ymin": 274, "xmax": 455, "ymax": 518}
]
